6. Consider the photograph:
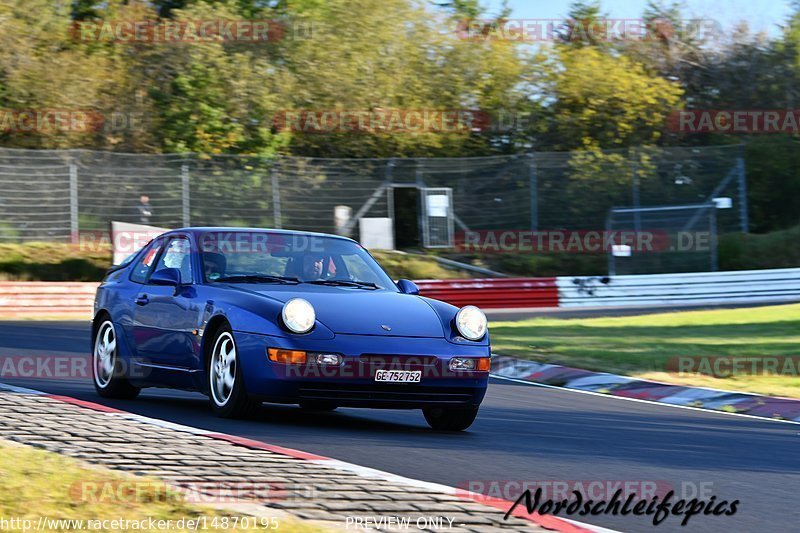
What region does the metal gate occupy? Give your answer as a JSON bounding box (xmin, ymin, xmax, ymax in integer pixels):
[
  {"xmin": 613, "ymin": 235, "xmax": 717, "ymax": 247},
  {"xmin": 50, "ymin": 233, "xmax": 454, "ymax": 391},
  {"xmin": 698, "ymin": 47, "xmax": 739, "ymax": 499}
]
[{"xmin": 421, "ymin": 187, "xmax": 454, "ymax": 248}]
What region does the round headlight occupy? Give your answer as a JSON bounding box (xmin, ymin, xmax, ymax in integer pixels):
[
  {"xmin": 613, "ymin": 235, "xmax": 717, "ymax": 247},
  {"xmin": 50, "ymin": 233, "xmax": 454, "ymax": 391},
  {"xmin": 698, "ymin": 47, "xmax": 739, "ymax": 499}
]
[
  {"xmin": 455, "ymin": 305, "xmax": 487, "ymax": 341},
  {"xmin": 282, "ymin": 298, "xmax": 315, "ymax": 334}
]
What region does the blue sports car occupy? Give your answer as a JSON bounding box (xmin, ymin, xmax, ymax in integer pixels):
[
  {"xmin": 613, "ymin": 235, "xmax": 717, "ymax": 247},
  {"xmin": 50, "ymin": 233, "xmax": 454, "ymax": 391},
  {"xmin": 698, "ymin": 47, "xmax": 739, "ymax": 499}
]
[{"xmin": 92, "ymin": 228, "xmax": 490, "ymax": 430}]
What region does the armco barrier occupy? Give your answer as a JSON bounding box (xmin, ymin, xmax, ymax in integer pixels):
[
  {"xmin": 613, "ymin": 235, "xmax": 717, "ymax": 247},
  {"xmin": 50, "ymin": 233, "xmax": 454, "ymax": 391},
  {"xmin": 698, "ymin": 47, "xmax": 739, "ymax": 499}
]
[
  {"xmin": 0, "ymin": 282, "xmax": 98, "ymax": 318},
  {"xmin": 2, "ymin": 268, "xmax": 800, "ymax": 318},
  {"xmin": 415, "ymin": 278, "xmax": 559, "ymax": 308},
  {"xmin": 0, "ymin": 279, "xmax": 560, "ymax": 318},
  {"xmin": 557, "ymin": 268, "xmax": 800, "ymax": 307}
]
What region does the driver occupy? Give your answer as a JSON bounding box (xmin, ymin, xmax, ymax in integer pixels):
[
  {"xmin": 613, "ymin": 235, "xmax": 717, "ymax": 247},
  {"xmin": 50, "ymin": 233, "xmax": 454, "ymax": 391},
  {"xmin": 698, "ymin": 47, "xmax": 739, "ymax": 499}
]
[
  {"xmin": 203, "ymin": 252, "xmax": 226, "ymax": 281},
  {"xmin": 301, "ymin": 253, "xmax": 326, "ymax": 280}
]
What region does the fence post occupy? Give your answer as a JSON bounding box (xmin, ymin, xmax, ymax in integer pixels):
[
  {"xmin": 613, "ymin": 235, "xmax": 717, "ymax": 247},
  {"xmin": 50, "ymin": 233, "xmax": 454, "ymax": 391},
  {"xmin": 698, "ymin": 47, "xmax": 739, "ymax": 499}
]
[
  {"xmin": 271, "ymin": 162, "xmax": 282, "ymax": 229},
  {"xmin": 709, "ymin": 209, "xmax": 719, "ymax": 271},
  {"xmin": 737, "ymin": 147, "xmax": 749, "ymax": 233},
  {"xmin": 606, "ymin": 210, "xmax": 616, "ymax": 277},
  {"xmin": 69, "ymin": 163, "xmax": 78, "ymax": 243},
  {"xmin": 630, "ymin": 149, "xmax": 641, "ymax": 232},
  {"xmin": 528, "ymin": 154, "xmax": 538, "ymax": 231},
  {"xmin": 181, "ymin": 164, "xmax": 190, "ymax": 227}
]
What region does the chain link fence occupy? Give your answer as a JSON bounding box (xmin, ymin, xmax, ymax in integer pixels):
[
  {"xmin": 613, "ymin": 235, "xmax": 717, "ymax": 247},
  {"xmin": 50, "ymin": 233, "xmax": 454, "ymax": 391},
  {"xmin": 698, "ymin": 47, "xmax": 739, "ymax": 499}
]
[{"xmin": 0, "ymin": 145, "xmax": 747, "ymax": 273}]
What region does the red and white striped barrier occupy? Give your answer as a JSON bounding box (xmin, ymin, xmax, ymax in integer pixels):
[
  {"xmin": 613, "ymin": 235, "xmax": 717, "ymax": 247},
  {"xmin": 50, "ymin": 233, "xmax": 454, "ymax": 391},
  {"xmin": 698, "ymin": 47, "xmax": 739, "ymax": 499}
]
[
  {"xmin": 0, "ymin": 282, "xmax": 99, "ymax": 318},
  {"xmin": 2, "ymin": 267, "xmax": 800, "ymax": 318},
  {"xmin": 415, "ymin": 278, "xmax": 559, "ymax": 309}
]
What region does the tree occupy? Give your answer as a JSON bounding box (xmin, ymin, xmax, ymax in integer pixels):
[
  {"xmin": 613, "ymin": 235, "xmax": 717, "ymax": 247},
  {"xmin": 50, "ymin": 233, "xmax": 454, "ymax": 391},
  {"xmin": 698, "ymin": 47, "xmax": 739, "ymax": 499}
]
[
  {"xmin": 276, "ymin": 0, "xmax": 527, "ymax": 157},
  {"xmin": 558, "ymin": 1, "xmax": 608, "ymax": 49},
  {"xmin": 149, "ymin": 0, "xmax": 289, "ymax": 155},
  {"xmin": 0, "ymin": 0, "xmax": 157, "ymax": 150},
  {"xmin": 533, "ymin": 46, "xmax": 684, "ymax": 151}
]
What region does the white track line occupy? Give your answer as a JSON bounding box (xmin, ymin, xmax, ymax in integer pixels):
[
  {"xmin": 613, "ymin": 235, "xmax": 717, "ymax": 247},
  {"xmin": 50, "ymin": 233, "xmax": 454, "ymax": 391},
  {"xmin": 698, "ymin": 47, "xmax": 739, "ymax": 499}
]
[
  {"xmin": 0, "ymin": 382, "xmax": 47, "ymax": 395},
  {"xmin": 490, "ymin": 374, "xmax": 800, "ymax": 426}
]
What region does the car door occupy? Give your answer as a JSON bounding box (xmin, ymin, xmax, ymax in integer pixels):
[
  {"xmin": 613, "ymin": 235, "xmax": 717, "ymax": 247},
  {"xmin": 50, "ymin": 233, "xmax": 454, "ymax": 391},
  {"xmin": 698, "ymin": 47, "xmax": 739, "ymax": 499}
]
[
  {"xmin": 132, "ymin": 236, "xmax": 201, "ymax": 371},
  {"xmin": 122, "ymin": 236, "xmax": 166, "ymax": 360}
]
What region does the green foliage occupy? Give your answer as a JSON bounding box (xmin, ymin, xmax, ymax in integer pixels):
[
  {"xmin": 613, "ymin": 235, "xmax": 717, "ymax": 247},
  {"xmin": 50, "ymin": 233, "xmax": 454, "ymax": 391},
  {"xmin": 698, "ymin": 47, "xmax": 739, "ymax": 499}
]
[
  {"xmin": 719, "ymin": 223, "xmax": 800, "ymax": 271},
  {"xmin": 441, "ymin": 251, "xmax": 606, "ymax": 277},
  {"xmin": 0, "ymin": 0, "xmax": 798, "ymax": 236},
  {"xmin": 743, "ymin": 137, "xmax": 800, "ymax": 233},
  {"xmin": 0, "ymin": 242, "xmax": 111, "ymax": 281},
  {"xmin": 277, "ymin": 0, "xmax": 527, "ymax": 157},
  {"xmin": 0, "ymin": 242, "xmax": 483, "ymax": 281},
  {"xmin": 558, "ymin": 1, "xmax": 607, "ymax": 48},
  {"xmin": 150, "ymin": 1, "xmax": 289, "ymax": 155},
  {"xmin": 370, "ymin": 251, "xmax": 476, "ymax": 279},
  {"xmin": 536, "ymin": 46, "xmax": 684, "ymax": 151}
]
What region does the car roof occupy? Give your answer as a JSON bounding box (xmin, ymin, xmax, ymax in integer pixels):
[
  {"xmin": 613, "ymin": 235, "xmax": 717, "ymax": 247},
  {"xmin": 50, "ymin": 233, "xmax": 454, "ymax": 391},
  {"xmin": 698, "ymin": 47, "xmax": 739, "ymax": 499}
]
[{"xmin": 166, "ymin": 227, "xmax": 358, "ymax": 244}]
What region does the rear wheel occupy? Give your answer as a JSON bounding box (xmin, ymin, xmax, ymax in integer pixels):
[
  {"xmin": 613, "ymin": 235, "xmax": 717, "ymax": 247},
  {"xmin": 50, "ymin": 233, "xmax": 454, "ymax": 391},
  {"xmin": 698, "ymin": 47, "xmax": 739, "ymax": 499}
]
[
  {"xmin": 423, "ymin": 406, "xmax": 479, "ymax": 431},
  {"xmin": 93, "ymin": 319, "xmax": 140, "ymax": 400},
  {"xmin": 208, "ymin": 325, "xmax": 260, "ymax": 418}
]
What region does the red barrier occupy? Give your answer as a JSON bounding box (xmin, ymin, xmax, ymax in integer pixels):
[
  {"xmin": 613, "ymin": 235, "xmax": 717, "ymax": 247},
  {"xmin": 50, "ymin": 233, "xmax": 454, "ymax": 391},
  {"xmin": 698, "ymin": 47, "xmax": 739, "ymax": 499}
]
[
  {"xmin": 0, "ymin": 282, "xmax": 98, "ymax": 318},
  {"xmin": 0, "ymin": 278, "xmax": 559, "ymax": 318},
  {"xmin": 416, "ymin": 278, "xmax": 559, "ymax": 309}
]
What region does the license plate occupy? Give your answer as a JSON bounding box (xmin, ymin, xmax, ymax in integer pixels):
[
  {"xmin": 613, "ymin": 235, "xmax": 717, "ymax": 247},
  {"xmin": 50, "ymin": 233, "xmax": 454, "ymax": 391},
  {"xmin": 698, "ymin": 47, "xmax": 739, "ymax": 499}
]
[{"xmin": 374, "ymin": 370, "xmax": 421, "ymax": 383}]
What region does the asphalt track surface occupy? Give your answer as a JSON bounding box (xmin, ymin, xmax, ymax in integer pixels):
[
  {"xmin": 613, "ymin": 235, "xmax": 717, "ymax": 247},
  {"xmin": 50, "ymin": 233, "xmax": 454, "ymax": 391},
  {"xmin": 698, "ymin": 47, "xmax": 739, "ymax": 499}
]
[{"xmin": 1, "ymin": 321, "xmax": 798, "ymax": 533}]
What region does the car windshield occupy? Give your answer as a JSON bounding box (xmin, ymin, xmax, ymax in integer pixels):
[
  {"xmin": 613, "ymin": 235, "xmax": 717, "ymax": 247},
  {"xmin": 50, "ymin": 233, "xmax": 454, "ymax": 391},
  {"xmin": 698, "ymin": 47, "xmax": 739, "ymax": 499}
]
[{"xmin": 200, "ymin": 231, "xmax": 397, "ymax": 290}]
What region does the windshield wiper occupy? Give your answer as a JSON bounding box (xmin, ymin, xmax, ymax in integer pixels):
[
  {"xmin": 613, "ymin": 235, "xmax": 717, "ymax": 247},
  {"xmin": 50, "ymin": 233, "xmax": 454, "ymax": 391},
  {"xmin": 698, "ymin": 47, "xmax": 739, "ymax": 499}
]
[
  {"xmin": 214, "ymin": 275, "xmax": 300, "ymax": 284},
  {"xmin": 304, "ymin": 279, "xmax": 379, "ymax": 289}
]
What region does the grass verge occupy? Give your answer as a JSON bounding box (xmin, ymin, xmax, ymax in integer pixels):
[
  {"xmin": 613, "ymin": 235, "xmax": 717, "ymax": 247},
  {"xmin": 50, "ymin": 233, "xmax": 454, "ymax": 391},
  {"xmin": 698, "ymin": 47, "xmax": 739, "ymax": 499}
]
[
  {"xmin": 0, "ymin": 441, "xmax": 322, "ymax": 532},
  {"xmin": 489, "ymin": 303, "xmax": 800, "ymax": 399}
]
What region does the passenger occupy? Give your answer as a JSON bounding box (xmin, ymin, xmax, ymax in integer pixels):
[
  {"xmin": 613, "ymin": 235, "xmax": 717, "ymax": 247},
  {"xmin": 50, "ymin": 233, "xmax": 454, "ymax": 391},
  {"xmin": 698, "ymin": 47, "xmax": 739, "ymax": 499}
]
[{"xmin": 301, "ymin": 253, "xmax": 325, "ymax": 280}]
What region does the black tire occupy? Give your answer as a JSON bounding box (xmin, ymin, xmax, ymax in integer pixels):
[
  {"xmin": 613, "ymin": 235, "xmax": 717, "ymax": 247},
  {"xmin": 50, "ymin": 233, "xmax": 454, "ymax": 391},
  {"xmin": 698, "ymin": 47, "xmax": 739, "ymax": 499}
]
[
  {"xmin": 207, "ymin": 324, "xmax": 260, "ymax": 418},
  {"xmin": 423, "ymin": 406, "xmax": 479, "ymax": 431},
  {"xmin": 92, "ymin": 317, "xmax": 140, "ymax": 400},
  {"xmin": 299, "ymin": 401, "xmax": 338, "ymax": 412}
]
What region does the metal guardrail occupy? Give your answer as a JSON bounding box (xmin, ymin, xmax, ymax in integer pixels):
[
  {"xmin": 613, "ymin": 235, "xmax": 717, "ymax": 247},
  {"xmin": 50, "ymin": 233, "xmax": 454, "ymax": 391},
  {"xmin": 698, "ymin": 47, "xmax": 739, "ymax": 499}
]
[
  {"xmin": 2, "ymin": 268, "xmax": 799, "ymax": 318},
  {"xmin": 557, "ymin": 268, "xmax": 800, "ymax": 307}
]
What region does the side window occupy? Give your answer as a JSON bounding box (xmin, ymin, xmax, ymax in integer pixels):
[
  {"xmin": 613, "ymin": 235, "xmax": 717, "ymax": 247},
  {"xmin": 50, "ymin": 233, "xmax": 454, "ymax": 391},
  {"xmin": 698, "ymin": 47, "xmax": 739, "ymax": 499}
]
[
  {"xmin": 153, "ymin": 238, "xmax": 193, "ymax": 284},
  {"xmin": 130, "ymin": 240, "xmax": 164, "ymax": 284},
  {"xmin": 341, "ymin": 254, "xmax": 382, "ymax": 284}
]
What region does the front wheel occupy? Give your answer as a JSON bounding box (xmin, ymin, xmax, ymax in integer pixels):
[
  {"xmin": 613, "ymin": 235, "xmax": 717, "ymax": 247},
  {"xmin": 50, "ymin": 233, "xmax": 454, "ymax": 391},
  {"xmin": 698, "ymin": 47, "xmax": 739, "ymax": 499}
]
[
  {"xmin": 93, "ymin": 319, "xmax": 140, "ymax": 400},
  {"xmin": 208, "ymin": 325, "xmax": 260, "ymax": 418},
  {"xmin": 423, "ymin": 406, "xmax": 479, "ymax": 431}
]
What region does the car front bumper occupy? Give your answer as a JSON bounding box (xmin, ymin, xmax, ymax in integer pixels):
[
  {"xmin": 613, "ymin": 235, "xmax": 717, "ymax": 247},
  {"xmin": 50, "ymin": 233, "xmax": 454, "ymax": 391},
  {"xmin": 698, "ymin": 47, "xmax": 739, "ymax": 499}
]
[{"xmin": 233, "ymin": 331, "xmax": 490, "ymax": 409}]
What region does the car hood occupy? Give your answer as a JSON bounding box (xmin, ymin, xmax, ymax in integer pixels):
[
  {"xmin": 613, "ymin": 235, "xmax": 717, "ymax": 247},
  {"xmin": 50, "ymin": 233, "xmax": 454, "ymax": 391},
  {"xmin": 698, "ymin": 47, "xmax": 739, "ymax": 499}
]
[{"xmin": 238, "ymin": 286, "xmax": 446, "ymax": 338}]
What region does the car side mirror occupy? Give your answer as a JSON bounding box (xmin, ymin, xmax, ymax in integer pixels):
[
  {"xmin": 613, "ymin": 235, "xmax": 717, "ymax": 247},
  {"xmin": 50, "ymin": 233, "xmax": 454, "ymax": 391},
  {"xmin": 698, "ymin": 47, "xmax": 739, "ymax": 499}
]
[
  {"xmin": 396, "ymin": 279, "xmax": 420, "ymax": 295},
  {"xmin": 149, "ymin": 267, "xmax": 182, "ymax": 286}
]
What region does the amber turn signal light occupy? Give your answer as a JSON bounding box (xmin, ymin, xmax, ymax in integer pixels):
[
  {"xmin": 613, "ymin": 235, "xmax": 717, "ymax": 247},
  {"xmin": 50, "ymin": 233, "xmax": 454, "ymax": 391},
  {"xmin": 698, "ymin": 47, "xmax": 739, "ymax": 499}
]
[
  {"xmin": 268, "ymin": 348, "xmax": 307, "ymax": 364},
  {"xmin": 476, "ymin": 357, "xmax": 491, "ymax": 372}
]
